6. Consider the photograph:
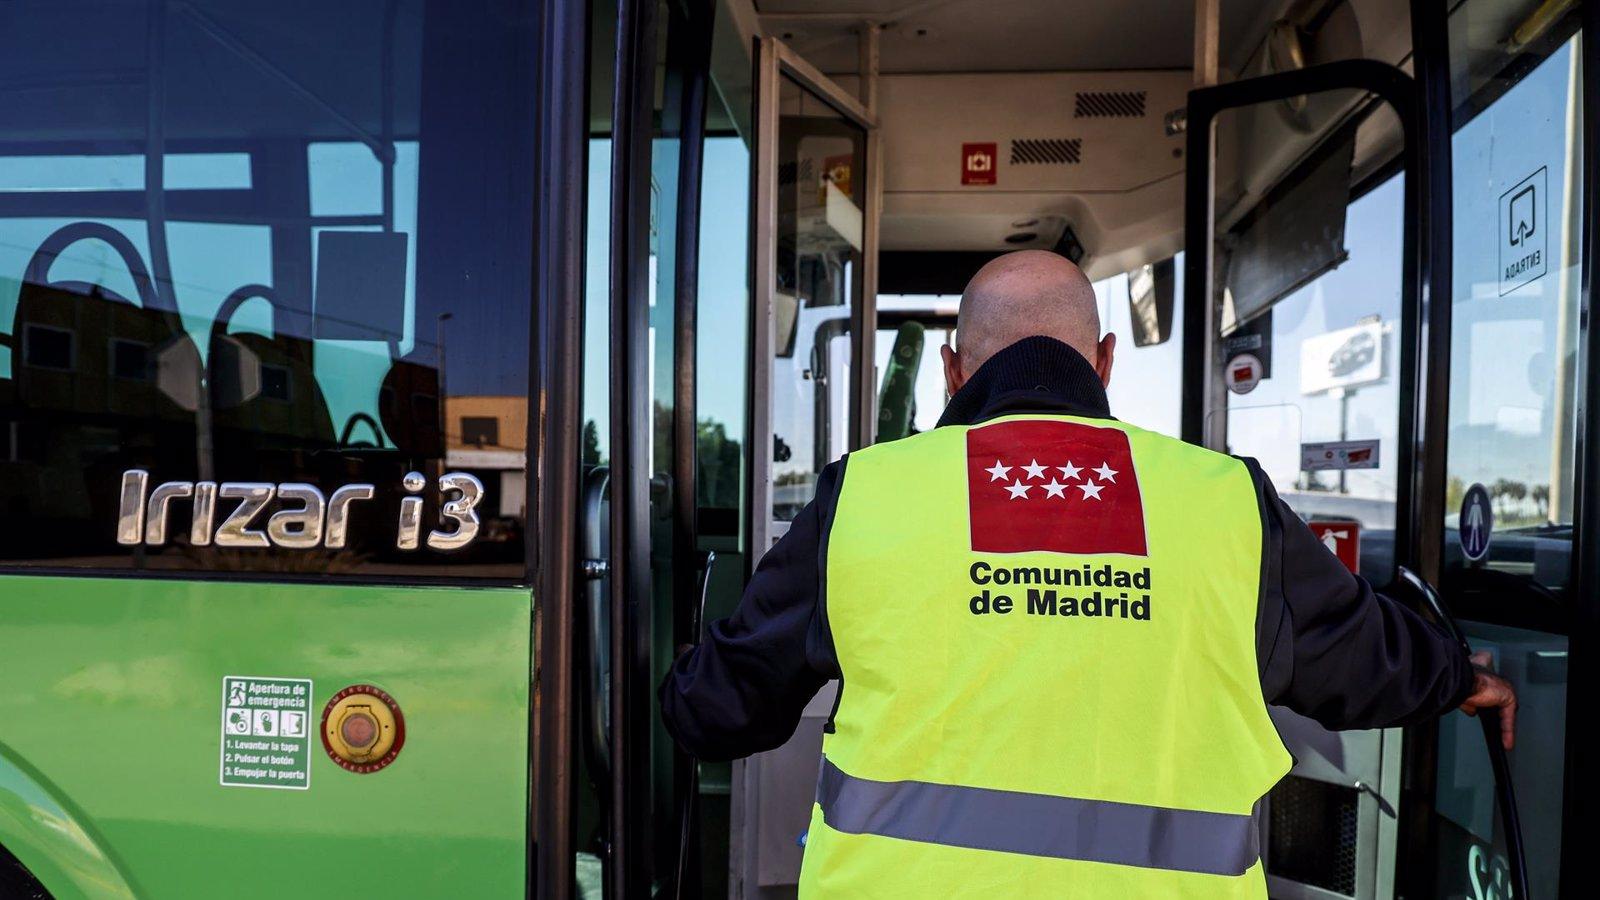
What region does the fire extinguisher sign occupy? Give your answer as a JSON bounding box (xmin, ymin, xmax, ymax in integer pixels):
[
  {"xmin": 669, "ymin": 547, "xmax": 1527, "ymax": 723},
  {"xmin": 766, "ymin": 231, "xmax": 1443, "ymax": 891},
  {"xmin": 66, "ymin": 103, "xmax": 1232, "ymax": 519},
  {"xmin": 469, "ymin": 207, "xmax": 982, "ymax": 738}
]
[
  {"xmin": 1308, "ymin": 520, "xmax": 1361, "ymax": 574},
  {"xmin": 962, "ymin": 142, "xmax": 998, "ymax": 185}
]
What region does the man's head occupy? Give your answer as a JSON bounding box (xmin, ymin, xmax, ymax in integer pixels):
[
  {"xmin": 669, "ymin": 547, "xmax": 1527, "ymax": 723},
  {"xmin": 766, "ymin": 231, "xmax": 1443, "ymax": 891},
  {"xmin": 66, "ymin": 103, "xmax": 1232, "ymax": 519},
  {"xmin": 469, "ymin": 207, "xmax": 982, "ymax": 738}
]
[{"xmin": 941, "ymin": 249, "xmax": 1115, "ymax": 396}]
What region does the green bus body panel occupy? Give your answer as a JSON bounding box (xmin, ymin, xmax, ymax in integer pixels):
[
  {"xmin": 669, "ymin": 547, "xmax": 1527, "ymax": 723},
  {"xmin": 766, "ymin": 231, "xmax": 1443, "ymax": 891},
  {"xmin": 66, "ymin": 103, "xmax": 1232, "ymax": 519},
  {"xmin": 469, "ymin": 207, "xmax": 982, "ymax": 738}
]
[{"xmin": 0, "ymin": 575, "xmax": 531, "ymax": 899}]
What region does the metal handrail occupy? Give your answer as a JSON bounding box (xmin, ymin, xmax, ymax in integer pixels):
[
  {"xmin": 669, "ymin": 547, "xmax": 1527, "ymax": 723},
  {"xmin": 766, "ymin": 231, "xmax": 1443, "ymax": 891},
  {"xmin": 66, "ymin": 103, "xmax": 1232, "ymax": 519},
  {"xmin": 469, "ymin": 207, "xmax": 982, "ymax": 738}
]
[
  {"xmin": 672, "ymin": 550, "xmax": 716, "ymax": 900},
  {"xmin": 580, "ymin": 467, "xmax": 612, "ymax": 776}
]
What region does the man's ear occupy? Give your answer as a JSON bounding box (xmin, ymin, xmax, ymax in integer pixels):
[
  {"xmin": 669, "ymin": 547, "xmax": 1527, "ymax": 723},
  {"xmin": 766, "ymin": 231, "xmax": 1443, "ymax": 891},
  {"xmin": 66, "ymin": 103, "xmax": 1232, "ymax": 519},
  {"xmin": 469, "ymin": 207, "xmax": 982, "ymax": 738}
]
[
  {"xmin": 941, "ymin": 343, "xmax": 966, "ymax": 398},
  {"xmin": 1094, "ymin": 333, "xmax": 1116, "ymax": 388}
]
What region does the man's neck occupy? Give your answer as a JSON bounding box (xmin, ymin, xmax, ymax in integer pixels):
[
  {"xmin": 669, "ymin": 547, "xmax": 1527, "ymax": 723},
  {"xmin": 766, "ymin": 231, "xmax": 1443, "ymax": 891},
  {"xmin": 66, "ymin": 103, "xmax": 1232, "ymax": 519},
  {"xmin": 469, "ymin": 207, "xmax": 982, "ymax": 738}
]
[{"xmin": 937, "ymin": 335, "xmax": 1112, "ymax": 428}]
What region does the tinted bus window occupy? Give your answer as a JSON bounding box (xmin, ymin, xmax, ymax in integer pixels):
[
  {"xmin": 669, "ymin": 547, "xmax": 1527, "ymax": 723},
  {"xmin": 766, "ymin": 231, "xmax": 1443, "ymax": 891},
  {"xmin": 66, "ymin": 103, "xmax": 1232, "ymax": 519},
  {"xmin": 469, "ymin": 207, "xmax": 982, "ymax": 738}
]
[{"xmin": 0, "ymin": 1, "xmax": 537, "ymax": 580}]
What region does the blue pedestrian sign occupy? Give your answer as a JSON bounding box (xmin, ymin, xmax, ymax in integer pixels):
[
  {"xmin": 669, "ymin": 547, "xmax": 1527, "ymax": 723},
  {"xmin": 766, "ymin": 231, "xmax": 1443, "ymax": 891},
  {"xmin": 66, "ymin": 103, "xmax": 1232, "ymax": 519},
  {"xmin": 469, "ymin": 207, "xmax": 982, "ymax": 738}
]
[{"xmin": 1459, "ymin": 483, "xmax": 1494, "ymax": 562}]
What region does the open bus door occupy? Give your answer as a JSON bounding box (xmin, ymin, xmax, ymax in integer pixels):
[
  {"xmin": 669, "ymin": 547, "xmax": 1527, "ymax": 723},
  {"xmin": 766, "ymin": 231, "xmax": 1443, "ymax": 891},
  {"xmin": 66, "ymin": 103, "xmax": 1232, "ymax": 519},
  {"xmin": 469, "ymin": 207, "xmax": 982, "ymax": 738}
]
[
  {"xmin": 731, "ymin": 35, "xmax": 880, "ymax": 899},
  {"xmin": 575, "ymin": 1, "xmax": 720, "ymax": 898},
  {"xmin": 1181, "ymin": 50, "xmax": 1544, "ymax": 899}
]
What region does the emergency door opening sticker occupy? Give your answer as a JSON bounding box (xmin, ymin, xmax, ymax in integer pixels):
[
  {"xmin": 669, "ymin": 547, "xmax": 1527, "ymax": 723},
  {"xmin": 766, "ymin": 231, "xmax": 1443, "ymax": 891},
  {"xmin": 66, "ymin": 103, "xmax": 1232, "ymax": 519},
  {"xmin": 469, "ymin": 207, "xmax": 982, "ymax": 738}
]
[{"xmin": 221, "ymin": 676, "xmax": 313, "ymax": 790}]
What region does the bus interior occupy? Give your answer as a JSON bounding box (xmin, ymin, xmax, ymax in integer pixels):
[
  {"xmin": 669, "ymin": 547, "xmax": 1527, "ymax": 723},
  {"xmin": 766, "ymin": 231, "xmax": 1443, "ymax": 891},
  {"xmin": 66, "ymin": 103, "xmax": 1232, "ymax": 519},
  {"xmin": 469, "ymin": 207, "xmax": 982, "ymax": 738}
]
[{"xmin": 589, "ymin": 0, "xmax": 1588, "ymax": 898}]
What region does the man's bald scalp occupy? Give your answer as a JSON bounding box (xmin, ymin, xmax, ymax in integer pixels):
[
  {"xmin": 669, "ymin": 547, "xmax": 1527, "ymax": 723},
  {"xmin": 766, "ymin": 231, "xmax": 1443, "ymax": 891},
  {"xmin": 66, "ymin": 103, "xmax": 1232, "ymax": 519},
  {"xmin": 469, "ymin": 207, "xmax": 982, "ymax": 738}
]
[{"xmin": 956, "ymin": 250, "xmax": 1100, "ymax": 375}]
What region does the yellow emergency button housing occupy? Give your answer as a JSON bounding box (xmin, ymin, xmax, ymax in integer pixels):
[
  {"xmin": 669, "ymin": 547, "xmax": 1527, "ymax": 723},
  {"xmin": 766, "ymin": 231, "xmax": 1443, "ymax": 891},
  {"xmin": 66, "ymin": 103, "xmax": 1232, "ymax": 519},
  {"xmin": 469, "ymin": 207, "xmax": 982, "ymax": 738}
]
[{"xmin": 320, "ymin": 684, "xmax": 406, "ymax": 773}]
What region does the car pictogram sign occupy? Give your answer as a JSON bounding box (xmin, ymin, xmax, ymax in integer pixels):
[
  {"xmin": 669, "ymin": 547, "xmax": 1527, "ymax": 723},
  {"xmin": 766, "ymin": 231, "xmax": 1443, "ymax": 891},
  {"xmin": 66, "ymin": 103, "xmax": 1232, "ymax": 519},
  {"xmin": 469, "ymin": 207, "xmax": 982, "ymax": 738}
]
[{"xmin": 966, "ymin": 419, "xmax": 1147, "ymax": 555}]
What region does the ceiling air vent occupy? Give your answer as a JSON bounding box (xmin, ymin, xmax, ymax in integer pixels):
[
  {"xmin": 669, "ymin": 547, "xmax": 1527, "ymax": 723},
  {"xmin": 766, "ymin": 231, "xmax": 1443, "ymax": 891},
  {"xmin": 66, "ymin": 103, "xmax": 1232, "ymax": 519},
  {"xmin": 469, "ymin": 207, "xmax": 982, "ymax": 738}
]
[
  {"xmin": 1074, "ymin": 90, "xmax": 1147, "ymax": 118},
  {"xmin": 1010, "ymin": 138, "xmax": 1081, "ymax": 165}
]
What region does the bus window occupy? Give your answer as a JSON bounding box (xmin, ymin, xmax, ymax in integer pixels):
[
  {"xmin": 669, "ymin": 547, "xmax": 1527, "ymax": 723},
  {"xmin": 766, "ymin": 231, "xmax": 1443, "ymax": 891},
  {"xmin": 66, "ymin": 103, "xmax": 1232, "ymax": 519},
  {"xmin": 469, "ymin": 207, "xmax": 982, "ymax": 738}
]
[
  {"xmin": 870, "ymin": 260, "xmax": 1186, "ymax": 446},
  {"xmin": 1205, "ymin": 79, "xmax": 1407, "ymax": 589},
  {"xmin": 872, "ymin": 296, "xmax": 955, "ymax": 441},
  {"xmin": 0, "ymin": 1, "xmax": 537, "ymax": 580},
  {"xmin": 1445, "ymin": 30, "xmax": 1580, "ymax": 594},
  {"xmin": 1098, "ymin": 261, "xmax": 1185, "ymax": 438},
  {"xmin": 1220, "ymin": 171, "xmax": 1404, "ymax": 587},
  {"xmin": 1432, "ymin": 17, "xmax": 1582, "ymax": 899}
]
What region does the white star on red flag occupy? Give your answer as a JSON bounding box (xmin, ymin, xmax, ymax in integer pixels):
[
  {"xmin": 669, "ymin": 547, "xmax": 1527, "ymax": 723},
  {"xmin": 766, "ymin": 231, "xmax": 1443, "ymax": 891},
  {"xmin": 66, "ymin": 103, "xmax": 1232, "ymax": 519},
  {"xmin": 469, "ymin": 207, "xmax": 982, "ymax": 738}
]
[
  {"xmin": 1093, "ymin": 462, "xmax": 1118, "ymax": 483},
  {"xmin": 1057, "ymin": 461, "xmax": 1082, "ymax": 481},
  {"xmin": 1021, "ymin": 459, "xmax": 1048, "ymax": 480},
  {"xmin": 1077, "ymin": 480, "xmax": 1105, "ymax": 500},
  {"xmin": 986, "ymin": 461, "xmax": 1012, "ymax": 482},
  {"xmin": 1005, "ymin": 482, "xmax": 1032, "ymax": 500}
]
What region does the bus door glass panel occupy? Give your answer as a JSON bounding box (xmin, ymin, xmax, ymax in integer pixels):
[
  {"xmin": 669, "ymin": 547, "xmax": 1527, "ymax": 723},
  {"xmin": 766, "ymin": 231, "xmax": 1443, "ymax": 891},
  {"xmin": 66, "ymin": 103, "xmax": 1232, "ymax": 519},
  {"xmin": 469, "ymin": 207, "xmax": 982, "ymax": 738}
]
[
  {"xmin": 1433, "ymin": 11, "xmax": 1582, "ymax": 897},
  {"xmin": 1204, "ymin": 88, "xmax": 1408, "ymax": 900},
  {"xmin": 740, "ymin": 43, "xmax": 873, "ymax": 897},
  {"xmin": 580, "ymin": 0, "xmax": 717, "ymax": 892},
  {"xmin": 768, "ymin": 75, "xmax": 866, "ymax": 524},
  {"xmin": 1209, "ymin": 94, "xmax": 1406, "ymax": 587}
]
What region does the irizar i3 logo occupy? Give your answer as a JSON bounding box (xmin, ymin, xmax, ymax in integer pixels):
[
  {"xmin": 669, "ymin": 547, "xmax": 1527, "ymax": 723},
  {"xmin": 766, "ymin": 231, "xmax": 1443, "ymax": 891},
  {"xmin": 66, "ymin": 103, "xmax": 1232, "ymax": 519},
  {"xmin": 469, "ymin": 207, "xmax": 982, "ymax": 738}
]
[{"xmin": 115, "ymin": 469, "xmax": 484, "ymax": 551}]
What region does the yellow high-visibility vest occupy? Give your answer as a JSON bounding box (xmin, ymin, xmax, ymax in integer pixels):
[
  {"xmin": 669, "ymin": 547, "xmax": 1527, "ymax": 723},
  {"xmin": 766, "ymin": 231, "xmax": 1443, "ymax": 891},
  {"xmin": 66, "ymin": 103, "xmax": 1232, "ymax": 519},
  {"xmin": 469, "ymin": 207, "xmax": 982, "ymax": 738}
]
[{"xmin": 798, "ymin": 414, "xmax": 1290, "ymax": 899}]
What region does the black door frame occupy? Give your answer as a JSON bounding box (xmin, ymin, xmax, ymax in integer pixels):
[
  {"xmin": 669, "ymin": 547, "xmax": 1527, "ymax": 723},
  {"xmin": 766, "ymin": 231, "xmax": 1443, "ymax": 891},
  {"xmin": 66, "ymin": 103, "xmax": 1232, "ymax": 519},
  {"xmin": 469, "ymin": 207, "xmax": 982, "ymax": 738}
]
[
  {"xmin": 1567, "ymin": 5, "xmax": 1600, "ymax": 893},
  {"xmin": 606, "ymin": 0, "xmax": 716, "ymax": 897},
  {"xmin": 532, "ymin": 0, "xmax": 590, "ymax": 897}
]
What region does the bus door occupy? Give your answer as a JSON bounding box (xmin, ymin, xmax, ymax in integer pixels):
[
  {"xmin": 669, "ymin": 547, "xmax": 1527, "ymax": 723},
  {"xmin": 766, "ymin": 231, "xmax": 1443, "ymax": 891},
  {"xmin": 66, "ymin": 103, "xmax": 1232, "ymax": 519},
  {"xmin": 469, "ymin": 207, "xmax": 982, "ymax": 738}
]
[
  {"xmin": 732, "ymin": 36, "xmax": 880, "ymax": 898},
  {"xmin": 574, "ymin": 0, "xmax": 721, "ymax": 897},
  {"xmin": 1181, "ymin": 56, "xmax": 1538, "ymax": 898},
  {"xmin": 0, "ymin": 2, "xmax": 587, "ymax": 899},
  {"xmin": 1417, "ymin": 7, "xmax": 1588, "ymax": 898}
]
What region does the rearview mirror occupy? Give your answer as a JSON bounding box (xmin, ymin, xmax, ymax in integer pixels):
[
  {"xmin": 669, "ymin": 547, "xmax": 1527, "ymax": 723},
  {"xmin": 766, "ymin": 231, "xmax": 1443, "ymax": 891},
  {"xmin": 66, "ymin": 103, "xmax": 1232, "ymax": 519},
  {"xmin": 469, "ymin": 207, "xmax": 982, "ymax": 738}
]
[{"xmin": 1128, "ymin": 257, "xmax": 1175, "ymax": 347}]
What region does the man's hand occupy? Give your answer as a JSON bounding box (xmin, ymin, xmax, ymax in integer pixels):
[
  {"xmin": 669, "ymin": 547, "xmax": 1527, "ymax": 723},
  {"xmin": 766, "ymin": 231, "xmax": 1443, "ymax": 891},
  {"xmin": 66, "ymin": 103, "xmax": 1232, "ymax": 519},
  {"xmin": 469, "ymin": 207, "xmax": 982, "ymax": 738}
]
[{"xmin": 1458, "ymin": 650, "xmax": 1517, "ymax": 750}]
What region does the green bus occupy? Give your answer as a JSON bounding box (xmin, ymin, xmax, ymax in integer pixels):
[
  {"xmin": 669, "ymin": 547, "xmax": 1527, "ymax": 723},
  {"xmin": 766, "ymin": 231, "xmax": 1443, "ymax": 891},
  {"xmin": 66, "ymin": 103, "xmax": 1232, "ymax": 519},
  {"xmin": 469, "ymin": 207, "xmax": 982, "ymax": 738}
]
[{"xmin": 0, "ymin": 0, "xmax": 1592, "ymax": 898}]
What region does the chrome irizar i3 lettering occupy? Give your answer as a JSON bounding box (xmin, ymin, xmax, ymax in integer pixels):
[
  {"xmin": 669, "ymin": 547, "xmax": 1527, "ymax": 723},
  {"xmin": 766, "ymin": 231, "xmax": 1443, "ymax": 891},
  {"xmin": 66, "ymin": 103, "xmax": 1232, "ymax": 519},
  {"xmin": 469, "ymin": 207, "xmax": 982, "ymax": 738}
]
[{"xmin": 114, "ymin": 470, "xmax": 486, "ymax": 552}]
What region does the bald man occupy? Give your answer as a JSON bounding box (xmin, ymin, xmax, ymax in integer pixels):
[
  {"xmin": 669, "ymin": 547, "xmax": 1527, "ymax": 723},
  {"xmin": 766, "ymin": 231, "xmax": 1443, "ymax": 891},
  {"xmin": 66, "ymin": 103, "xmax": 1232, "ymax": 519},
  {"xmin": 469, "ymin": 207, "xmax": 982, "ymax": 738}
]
[{"xmin": 661, "ymin": 251, "xmax": 1513, "ymax": 898}]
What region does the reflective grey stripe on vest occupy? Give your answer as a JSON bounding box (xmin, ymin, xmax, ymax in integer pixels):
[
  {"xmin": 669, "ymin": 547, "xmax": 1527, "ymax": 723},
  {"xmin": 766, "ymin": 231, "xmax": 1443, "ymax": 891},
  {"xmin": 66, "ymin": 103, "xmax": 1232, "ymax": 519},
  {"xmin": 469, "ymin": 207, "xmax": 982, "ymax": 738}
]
[{"xmin": 816, "ymin": 757, "xmax": 1260, "ymax": 877}]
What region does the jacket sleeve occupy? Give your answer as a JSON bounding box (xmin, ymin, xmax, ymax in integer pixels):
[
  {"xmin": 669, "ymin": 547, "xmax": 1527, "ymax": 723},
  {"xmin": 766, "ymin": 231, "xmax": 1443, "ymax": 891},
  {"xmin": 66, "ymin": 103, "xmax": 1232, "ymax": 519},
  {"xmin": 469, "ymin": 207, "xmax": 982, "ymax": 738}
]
[
  {"xmin": 657, "ymin": 460, "xmax": 844, "ymax": 761},
  {"xmin": 1248, "ymin": 461, "xmax": 1475, "ymax": 730}
]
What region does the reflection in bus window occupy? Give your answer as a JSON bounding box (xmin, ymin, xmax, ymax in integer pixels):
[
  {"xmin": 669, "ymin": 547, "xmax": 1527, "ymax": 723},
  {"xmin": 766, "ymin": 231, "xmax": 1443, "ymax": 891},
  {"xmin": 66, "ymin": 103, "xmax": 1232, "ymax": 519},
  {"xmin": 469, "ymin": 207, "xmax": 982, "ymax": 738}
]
[
  {"xmin": 0, "ymin": 1, "xmax": 538, "ymax": 579},
  {"xmin": 1445, "ymin": 37, "xmax": 1581, "ymax": 594},
  {"xmin": 1222, "ymin": 176, "xmax": 1404, "ymax": 585},
  {"xmin": 696, "ymin": 136, "xmax": 752, "ymax": 540},
  {"xmin": 769, "ymin": 75, "xmax": 867, "ymax": 522}
]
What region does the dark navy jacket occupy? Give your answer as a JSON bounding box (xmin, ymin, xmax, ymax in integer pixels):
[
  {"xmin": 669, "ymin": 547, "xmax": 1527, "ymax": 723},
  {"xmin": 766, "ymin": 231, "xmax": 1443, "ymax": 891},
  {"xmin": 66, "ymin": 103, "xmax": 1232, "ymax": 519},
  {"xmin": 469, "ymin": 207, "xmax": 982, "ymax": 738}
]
[{"xmin": 661, "ymin": 336, "xmax": 1475, "ymax": 761}]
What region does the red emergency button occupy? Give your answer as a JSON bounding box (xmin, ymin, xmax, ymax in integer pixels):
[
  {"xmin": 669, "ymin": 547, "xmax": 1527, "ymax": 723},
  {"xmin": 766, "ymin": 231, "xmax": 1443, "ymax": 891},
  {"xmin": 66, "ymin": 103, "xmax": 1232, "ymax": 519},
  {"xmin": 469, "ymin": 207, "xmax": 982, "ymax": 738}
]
[
  {"xmin": 321, "ymin": 684, "xmax": 406, "ymax": 773},
  {"xmin": 341, "ymin": 711, "xmax": 379, "ymax": 749}
]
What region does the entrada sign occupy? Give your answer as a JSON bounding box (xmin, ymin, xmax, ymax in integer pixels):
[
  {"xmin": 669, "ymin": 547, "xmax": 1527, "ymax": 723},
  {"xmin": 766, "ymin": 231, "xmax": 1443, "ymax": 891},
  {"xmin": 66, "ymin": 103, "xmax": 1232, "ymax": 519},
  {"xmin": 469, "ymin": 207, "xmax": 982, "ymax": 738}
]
[{"xmin": 115, "ymin": 469, "xmax": 484, "ymax": 552}]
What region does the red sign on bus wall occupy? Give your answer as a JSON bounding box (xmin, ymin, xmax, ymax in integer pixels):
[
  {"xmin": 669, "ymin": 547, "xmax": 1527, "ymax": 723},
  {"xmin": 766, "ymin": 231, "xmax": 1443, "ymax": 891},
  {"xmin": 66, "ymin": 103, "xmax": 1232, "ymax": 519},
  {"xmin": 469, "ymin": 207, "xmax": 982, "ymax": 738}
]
[
  {"xmin": 1309, "ymin": 520, "xmax": 1361, "ymax": 574},
  {"xmin": 962, "ymin": 142, "xmax": 998, "ymax": 185}
]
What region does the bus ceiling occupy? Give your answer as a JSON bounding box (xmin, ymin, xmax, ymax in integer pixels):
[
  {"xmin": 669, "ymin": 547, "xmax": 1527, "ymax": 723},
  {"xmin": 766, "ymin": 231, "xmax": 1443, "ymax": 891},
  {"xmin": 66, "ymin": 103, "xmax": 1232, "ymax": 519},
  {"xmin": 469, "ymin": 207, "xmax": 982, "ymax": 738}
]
[{"xmin": 714, "ymin": 0, "xmax": 1415, "ymax": 284}]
